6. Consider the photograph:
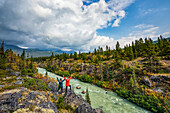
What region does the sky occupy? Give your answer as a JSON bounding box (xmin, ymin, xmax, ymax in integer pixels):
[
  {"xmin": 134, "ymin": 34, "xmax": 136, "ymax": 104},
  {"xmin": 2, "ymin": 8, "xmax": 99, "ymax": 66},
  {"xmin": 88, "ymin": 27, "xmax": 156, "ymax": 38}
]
[{"xmin": 0, "ymin": 0, "xmax": 170, "ymax": 52}]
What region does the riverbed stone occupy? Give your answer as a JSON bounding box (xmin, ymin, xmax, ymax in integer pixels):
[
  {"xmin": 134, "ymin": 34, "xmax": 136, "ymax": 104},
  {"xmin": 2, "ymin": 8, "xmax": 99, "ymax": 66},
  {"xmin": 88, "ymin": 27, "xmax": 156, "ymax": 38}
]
[
  {"xmin": 15, "ymin": 80, "xmax": 23, "ymax": 85},
  {"xmin": 7, "ymin": 71, "xmax": 20, "ymax": 76},
  {"xmin": 95, "ymin": 108, "xmax": 105, "ymax": 113},
  {"xmin": 19, "ymin": 105, "xmax": 25, "ymax": 108},
  {"xmin": 152, "ymin": 87, "xmax": 165, "ymax": 93},
  {"xmin": 48, "ymin": 82, "xmax": 58, "ymax": 92},
  {"xmin": 16, "ymin": 77, "xmax": 23, "ymax": 81},
  {"xmin": 0, "ymin": 85, "xmax": 5, "ymax": 88}
]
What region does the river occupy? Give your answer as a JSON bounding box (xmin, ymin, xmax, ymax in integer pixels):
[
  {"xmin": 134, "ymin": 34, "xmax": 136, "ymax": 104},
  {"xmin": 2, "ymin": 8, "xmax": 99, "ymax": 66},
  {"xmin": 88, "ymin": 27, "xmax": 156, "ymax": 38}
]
[{"xmin": 38, "ymin": 67, "xmax": 151, "ymax": 113}]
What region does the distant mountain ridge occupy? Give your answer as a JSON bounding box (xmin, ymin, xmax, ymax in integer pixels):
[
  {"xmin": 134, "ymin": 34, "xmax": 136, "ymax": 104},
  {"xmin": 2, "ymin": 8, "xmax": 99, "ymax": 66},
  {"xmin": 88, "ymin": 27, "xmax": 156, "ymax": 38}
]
[{"xmin": 3, "ymin": 43, "xmax": 59, "ymax": 58}]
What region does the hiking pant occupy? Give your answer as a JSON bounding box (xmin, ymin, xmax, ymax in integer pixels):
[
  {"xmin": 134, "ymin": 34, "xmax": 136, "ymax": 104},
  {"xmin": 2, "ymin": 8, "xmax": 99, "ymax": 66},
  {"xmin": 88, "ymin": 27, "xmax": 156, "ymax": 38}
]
[
  {"xmin": 65, "ymin": 85, "xmax": 71, "ymax": 95},
  {"xmin": 57, "ymin": 86, "xmax": 63, "ymax": 93}
]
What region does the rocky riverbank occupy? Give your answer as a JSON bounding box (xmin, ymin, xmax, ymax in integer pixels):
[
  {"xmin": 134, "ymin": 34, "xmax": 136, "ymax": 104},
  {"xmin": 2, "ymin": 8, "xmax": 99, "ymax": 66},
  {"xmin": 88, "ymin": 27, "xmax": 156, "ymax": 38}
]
[
  {"xmin": 0, "ymin": 87, "xmax": 104, "ymax": 113},
  {"xmin": 0, "ymin": 87, "xmax": 59, "ymax": 113},
  {"xmin": 0, "ymin": 69, "xmax": 104, "ymax": 113}
]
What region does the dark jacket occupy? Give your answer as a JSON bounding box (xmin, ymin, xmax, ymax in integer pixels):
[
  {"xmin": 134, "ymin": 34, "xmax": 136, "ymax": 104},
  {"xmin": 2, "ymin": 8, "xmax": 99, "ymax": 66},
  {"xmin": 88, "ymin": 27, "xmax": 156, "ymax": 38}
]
[{"xmin": 57, "ymin": 78, "xmax": 65, "ymax": 87}]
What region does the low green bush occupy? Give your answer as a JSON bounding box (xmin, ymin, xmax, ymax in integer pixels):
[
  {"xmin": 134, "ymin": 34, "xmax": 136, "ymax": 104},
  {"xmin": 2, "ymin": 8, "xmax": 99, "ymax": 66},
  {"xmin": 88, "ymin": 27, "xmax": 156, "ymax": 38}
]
[
  {"xmin": 116, "ymin": 88, "xmax": 166, "ymax": 113},
  {"xmin": 23, "ymin": 78, "xmax": 50, "ymax": 91},
  {"xmin": 137, "ymin": 65, "xmax": 140, "ymax": 68},
  {"xmin": 0, "ymin": 74, "xmax": 7, "ymax": 78},
  {"xmin": 56, "ymin": 96, "xmax": 65, "ymax": 109},
  {"xmin": 56, "ymin": 96, "xmax": 73, "ymax": 111},
  {"xmin": 96, "ymin": 81, "xmax": 103, "ymax": 87},
  {"xmin": 77, "ymin": 74, "xmax": 92, "ymax": 83},
  {"xmin": 27, "ymin": 69, "xmax": 33, "ymax": 73},
  {"xmin": 0, "ymin": 69, "xmax": 7, "ymax": 75},
  {"xmin": 21, "ymin": 68, "xmax": 34, "ymax": 75},
  {"xmin": 56, "ymin": 71, "xmax": 70, "ymax": 77}
]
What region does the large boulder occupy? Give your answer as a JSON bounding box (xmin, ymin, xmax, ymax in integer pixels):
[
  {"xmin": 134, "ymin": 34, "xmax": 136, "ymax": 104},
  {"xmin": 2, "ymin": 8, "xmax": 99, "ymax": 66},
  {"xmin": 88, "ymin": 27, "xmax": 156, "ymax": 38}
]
[
  {"xmin": 6, "ymin": 71, "xmax": 20, "ymax": 76},
  {"xmin": 152, "ymin": 87, "xmax": 165, "ymax": 93},
  {"xmin": 150, "ymin": 75, "xmax": 170, "ymax": 82},
  {"xmin": 16, "ymin": 77, "xmax": 23, "ymax": 81},
  {"xmin": 0, "ymin": 90, "xmax": 22, "ymax": 111},
  {"xmin": 75, "ymin": 103, "xmax": 97, "ymax": 113},
  {"xmin": 13, "ymin": 72, "xmax": 20, "ymax": 76},
  {"xmin": 15, "ymin": 80, "xmax": 23, "ymax": 85},
  {"xmin": 64, "ymin": 90, "xmax": 104, "ymax": 113},
  {"xmin": 95, "ymin": 108, "xmax": 105, "ymax": 113},
  {"xmin": 75, "ymin": 103, "xmax": 104, "ymax": 113},
  {"xmin": 143, "ymin": 76, "xmax": 153, "ymax": 87},
  {"xmin": 48, "ymin": 82, "xmax": 58, "ymax": 92},
  {"xmin": 0, "ymin": 85, "xmax": 5, "ymax": 88},
  {"xmin": 64, "ymin": 90, "xmax": 85, "ymax": 107}
]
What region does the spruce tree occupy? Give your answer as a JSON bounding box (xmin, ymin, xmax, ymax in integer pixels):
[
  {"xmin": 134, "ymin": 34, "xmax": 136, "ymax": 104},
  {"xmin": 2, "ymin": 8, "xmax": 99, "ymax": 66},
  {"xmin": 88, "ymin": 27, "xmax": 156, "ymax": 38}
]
[
  {"xmin": 100, "ymin": 47, "xmax": 103, "ymax": 55},
  {"xmin": 162, "ymin": 38, "xmax": 170, "ymax": 59},
  {"xmin": 123, "ymin": 45, "xmax": 128, "ymax": 59},
  {"xmin": 108, "ymin": 47, "xmax": 111, "ymax": 54},
  {"xmin": 82, "ymin": 54, "xmax": 87, "ymax": 61},
  {"xmin": 79, "ymin": 51, "xmax": 81, "ymax": 59},
  {"xmin": 144, "ymin": 38, "xmax": 157, "ymax": 73},
  {"xmin": 51, "ymin": 52, "xmax": 54, "ymax": 58},
  {"xmin": 139, "ymin": 38, "xmax": 144, "ymax": 57},
  {"xmin": 157, "ymin": 37, "xmax": 162, "ymax": 52},
  {"xmin": 0, "ymin": 41, "xmax": 4, "ymax": 56},
  {"xmin": 129, "ymin": 45, "xmax": 134, "ymax": 60},
  {"xmin": 69, "ymin": 53, "xmax": 72, "ymax": 58},
  {"xmin": 106, "ymin": 45, "xmax": 108, "ymax": 51},
  {"xmin": 114, "ymin": 51, "xmax": 122, "ymax": 69},
  {"xmin": 0, "ymin": 41, "xmax": 6, "ymax": 69},
  {"xmin": 129, "ymin": 75, "xmax": 134, "ymax": 88},
  {"xmin": 132, "ymin": 69, "xmax": 137, "ymax": 93},
  {"xmin": 99, "ymin": 63, "xmax": 103, "ymax": 82},
  {"xmin": 132, "ymin": 41, "xmax": 137, "ymax": 58},
  {"xmin": 74, "ymin": 52, "xmax": 77, "ymax": 60},
  {"xmin": 116, "ymin": 41, "xmax": 120, "ymax": 52},
  {"xmin": 27, "ymin": 53, "xmax": 29, "ymax": 58},
  {"xmin": 21, "ymin": 49, "xmax": 25, "ymax": 61},
  {"xmin": 94, "ymin": 48, "xmax": 97, "ymax": 55},
  {"xmin": 29, "ymin": 56, "xmax": 34, "ymax": 72},
  {"xmin": 85, "ymin": 88, "xmax": 91, "ymax": 105},
  {"xmin": 95, "ymin": 57, "xmax": 99, "ymax": 64}
]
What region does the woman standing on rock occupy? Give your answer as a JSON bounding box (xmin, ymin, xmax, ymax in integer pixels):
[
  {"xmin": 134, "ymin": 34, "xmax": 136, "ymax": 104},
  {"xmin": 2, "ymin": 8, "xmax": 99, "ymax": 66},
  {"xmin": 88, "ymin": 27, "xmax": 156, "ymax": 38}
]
[{"xmin": 63, "ymin": 75, "xmax": 72, "ymax": 95}]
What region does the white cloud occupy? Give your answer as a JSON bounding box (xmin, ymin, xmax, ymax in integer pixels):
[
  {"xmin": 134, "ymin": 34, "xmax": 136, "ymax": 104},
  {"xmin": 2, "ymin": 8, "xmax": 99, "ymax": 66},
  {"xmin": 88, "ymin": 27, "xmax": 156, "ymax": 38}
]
[
  {"xmin": 162, "ymin": 32, "xmax": 170, "ymax": 36},
  {"xmin": 0, "ymin": 0, "xmax": 134, "ymax": 52},
  {"xmin": 108, "ymin": 0, "xmax": 134, "ymax": 11},
  {"xmin": 18, "ymin": 45, "xmax": 29, "ymax": 49},
  {"xmin": 83, "ymin": 34, "xmax": 116, "ymax": 50},
  {"xmin": 112, "ymin": 10, "xmax": 126, "ymax": 27},
  {"xmin": 138, "ymin": 8, "xmax": 168, "ymax": 17},
  {"xmin": 112, "ymin": 19, "xmax": 121, "ymax": 27},
  {"xmin": 143, "ymin": 27, "xmax": 159, "ymax": 33},
  {"xmin": 134, "ymin": 24, "xmax": 154, "ymax": 29},
  {"xmin": 117, "ymin": 24, "xmax": 170, "ymax": 47}
]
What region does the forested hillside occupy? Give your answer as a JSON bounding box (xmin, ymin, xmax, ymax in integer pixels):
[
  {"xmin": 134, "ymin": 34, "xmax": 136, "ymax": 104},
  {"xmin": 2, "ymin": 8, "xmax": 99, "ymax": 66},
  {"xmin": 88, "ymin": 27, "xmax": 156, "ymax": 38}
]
[{"xmin": 32, "ymin": 36, "xmax": 170, "ymax": 113}]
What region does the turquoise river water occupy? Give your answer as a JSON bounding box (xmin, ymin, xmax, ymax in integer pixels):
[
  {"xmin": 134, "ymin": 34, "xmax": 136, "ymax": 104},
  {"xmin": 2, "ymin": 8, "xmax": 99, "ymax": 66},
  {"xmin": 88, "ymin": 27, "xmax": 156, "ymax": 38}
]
[{"xmin": 38, "ymin": 67, "xmax": 151, "ymax": 113}]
